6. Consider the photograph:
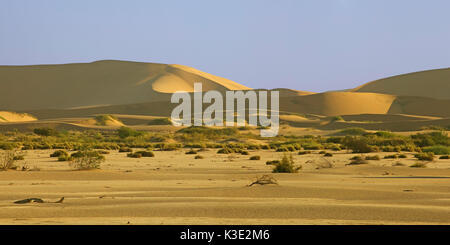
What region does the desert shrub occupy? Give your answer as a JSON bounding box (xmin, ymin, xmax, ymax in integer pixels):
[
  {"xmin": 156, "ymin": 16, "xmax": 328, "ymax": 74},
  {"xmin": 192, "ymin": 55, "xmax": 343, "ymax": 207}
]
[
  {"xmin": 398, "ymin": 154, "xmax": 407, "ymax": 158},
  {"xmin": 384, "ymin": 154, "xmax": 398, "ymax": 159},
  {"xmin": 148, "ymin": 118, "xmax": 172, "ymax": 125},
  {"xmin": 365, "ymin": 155, "xmax": 381, "ymax": 161},
  {"xmin": 342, "ymin": 136, "xmax": 375, "ymax": 153},
  {"xmin": 50, "ymin": 150, "xmax": 69, "ymax": 158},
  {"xmin": 382, "ymin": 146, "xmax": 402, "ymax": 152},
  {"xmin": 261, "ymin": 145, "xmax": 271, "ymax": 150},
  {"xmin": 276, "ymin": 146, "xmax": 289, "ymax": 152},
  {"xmin": 298, "ymin": 151, "xmax": 311, "ymax": 155},
  {"xmin": 410, "ymin": 162, "xmax": 427, "ymax": 168},
  {"xmin": 69, "ymin": 150, "xmax": 105, "ymax": 170},
  {"xmin": 119, "ymin": 147, "xmax": 132, "ymax": 152},
  {"xmin": 302, "ymin": 143, "xmax": 323, "ymax": 150},
  {"xmin": 157, "ymin": 143, "xmax": 180, "ymax": 151},
  {"xmin": 0, "ymin": 150, "xmax": 20, "ymax": 170},
  {"xmin": 33, "ymin": 127, "xmax": 58, "ymax": 136},
  {"xmin": 323, "ymin": 152, "xmax": 333, "ymax": 157},
  {"xmin": 411, "ymin": 131, "xmax": 449, "ymax": 147},
  {"xmin": 414, "ymin": 152, "xmax": 435, "ymax": 161},
  {"xmin": 117, "ymin": 126, "xmax": 143, "ymax": 139},
  {"xmin": 374, "ymin": 131, "xmax": 397, "ymax": 138},
  {"xmin": 350, "ymin": 155, "xmax": 363, "ymax": 161},
  {"xmin": 250, "ymin": 155, "xmax": 261, "ymax": 160},
  {"xmin": 266, "ymin": 160, "xmax": 280, "ymax": 165},
  {"xmin": 439, "ymin": 155, "xmax": 450, "ymax": 159},
  {"xmin": 240, "ymin": 150, "xmax": 249, "ymax": 155},
  {"xmin": 127, "ymin": 152, "xmax": 142, "ymax": 158},
  {"xmin": 135, "ymin": 151, "xmax": 155, "ymax": 157},
  {"xmin": 272, "ymin": 154, "xmax": 300, "ymax": 173},
  {"xmin": 422, "ymin": 145, "xmax": 450, "ymax": 155},
  {"xmin": 217, "ymin": 148, "xmax": 234, "ymax": 154},
  {"xmin": 194, "ymin": 155, "xmax": 204, "ymax": 159},
  {"xmin": 185, "ymin": 149, "xmax": 197, "ymax": 155}
]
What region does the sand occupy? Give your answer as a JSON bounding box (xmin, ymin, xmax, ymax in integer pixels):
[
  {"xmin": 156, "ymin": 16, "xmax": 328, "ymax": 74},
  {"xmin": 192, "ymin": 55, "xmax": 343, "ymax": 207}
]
[
  {"xmin": 1, "ymin": 149, "xmax": 449, "ymax": 225},
  {"xmin": 353, "ymin": 68, "xmax": 450, "ymax": 100}
]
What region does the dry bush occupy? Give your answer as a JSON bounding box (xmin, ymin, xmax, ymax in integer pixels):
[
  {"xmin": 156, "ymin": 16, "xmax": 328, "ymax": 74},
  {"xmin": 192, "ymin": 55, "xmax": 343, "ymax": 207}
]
[{"xmin": 0, "ymin": 149, "xmax": 22, "ymax": 170}]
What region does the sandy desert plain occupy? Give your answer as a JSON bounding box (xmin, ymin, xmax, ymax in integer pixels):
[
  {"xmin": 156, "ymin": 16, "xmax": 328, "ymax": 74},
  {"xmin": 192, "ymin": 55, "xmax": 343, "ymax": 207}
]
[{"xmin": 0, "ymin": 60, "xmax": 450, "ymax": 225}]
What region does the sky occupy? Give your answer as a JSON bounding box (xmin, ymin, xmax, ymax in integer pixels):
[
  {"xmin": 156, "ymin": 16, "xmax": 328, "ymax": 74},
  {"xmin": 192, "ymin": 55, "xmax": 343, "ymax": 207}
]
[{"xmin": 1, "ymin": 0, "xmax": 449, "ymax": 92}]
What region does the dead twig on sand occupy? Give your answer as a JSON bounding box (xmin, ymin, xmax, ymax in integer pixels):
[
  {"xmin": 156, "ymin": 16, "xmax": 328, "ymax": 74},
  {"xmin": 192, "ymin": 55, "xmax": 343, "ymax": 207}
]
[
  {"xmin": 14, "ymin": 197, "xmax": 64, "ymax": 204},
  {"xmin": 248, "ymin": 175, "xmax": 278, "ymax": 186}
]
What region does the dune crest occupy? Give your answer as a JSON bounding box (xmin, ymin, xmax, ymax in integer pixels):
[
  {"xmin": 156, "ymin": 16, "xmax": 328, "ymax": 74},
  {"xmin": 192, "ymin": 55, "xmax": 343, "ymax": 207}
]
[{"xmin": 353, "ymin": 68, "xmax": 450, "ymax": 99}]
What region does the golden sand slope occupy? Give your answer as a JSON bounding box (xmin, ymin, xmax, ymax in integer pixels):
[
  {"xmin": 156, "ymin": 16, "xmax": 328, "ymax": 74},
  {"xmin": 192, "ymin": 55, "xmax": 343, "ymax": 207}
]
[
  {"xmin": 0, "ymin": 111, "xmax": 36, "ymax": 122},
  {"xmin": 280, "ymin": 92, "xmax": 397, "ymax": 116},
  {"xmin": 353, "ymin": 68, "xmax": 450, "ymax": 99},
  {"xmin": 0, "ymin": 60, "xmax": 250, "ymax": 110}
]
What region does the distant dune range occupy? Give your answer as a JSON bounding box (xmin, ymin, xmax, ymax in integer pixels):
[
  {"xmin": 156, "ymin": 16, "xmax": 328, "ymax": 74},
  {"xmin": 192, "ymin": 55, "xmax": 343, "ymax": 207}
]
[{"xmin": 0, "ymin": 60, "xmax": 449, "ymax": 131}]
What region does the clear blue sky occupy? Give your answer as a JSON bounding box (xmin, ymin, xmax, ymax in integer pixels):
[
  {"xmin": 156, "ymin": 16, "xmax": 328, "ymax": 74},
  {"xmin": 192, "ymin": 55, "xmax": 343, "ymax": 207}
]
[{"xmin": 1, "ymin": 0, "xmax": 449, "ymax": 92}]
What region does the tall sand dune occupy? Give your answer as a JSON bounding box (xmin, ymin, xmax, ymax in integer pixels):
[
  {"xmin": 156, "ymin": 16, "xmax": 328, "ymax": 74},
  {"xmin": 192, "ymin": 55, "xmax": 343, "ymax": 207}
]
[
  {"xmin": 0, "ymin": 60, "xmax": 250, "ymax": 110},
  {"xmin": 353, "ymin": 68, "xmax": 450, "ymax": 99}
]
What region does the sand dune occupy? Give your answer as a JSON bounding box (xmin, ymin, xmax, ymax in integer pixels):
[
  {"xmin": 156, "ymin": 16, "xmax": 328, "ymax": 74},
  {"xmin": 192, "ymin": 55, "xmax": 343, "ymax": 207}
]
[
  {"xmin": 280, "ymin": 92, "xmax": 397, "ymax": 116},
  {"xmin": 0, "ymin": 111, "xmax": 36, "ymax": 122},
  {"xmin": 353, "ymin": 68, "xmax": 450, "ymax": 99},
  {"xmin": 0, "ymin": 60, "xmax": 250, "ymax": 111}
]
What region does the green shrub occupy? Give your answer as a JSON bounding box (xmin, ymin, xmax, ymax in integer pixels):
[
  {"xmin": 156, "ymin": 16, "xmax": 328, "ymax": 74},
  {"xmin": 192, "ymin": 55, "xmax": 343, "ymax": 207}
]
[
  {"xmin": 384, "ymin": 154, "xmax": 398, "ymax": 159},
  {"xmin": 119, "ymin": 147, "xmax": 132, "ymax": 152},
  {"xmin": 272, "ymin": 154, "xmax": 300, "ymax": 173},
  {"xmin": 135, "ymin": 151, "xmax": 155, "ymax": 157},
  {"xmin": 298, "ymin": 151, "xmax": 311, "ymax": 155},
  {"xmin": 69, "ymin": 150, "xmax": 105, "ymax": 170},
  {"xmin": 342, "ymin": 137, "xmax": 375, "ymax": 153},
  {"xmin": 217, "ymin": 148, "xmax": 234, "ymax": 154},
  {"xmin": 365, "ymin": 155, "xmax": 381, "ymax": 161},
  {"xmin": 50, "ymin": 150, "xmax": 68, "ymax": 158},
  {"xmin": 127, "ymin": 152, "xmax": 142, "ymax": 158},
  {"xmin": 33, "ymin": 127, "xmax": 57, "ymax": 136},
  {"xmin": 117, "ymin": 126, "xmax": 143, "ymax": 138},
  {"xmin": 439, "ymin": 155, "xmax": 450, "ymax": 159},
  {"xmin": 398, "ymin": 154, "xmax": 407, "ymax": 159},
  {"xmin": 148, "ymin": 118, "xmax": 172, "ymax": 125},
  {"xmin": 422, "ymin": 145, "xmax": 450, "ymax": 155},
  {"xmin": 414, "ymin": 152, "xmax": 435, "ymax": 161},
  {"xmin": 250, "ymin": 155, "xmax": 261, "ymax": 160},
  {"xmin": 410, "ymin": 162, "xmax": 427, "ymax": 168},
  {"xmin": 185, "ymin": 149, "xmax": 197, "ymax": 155},
  {"xmin": 240, "ymin": 150, "xmax": 249, "ymax": 155}
]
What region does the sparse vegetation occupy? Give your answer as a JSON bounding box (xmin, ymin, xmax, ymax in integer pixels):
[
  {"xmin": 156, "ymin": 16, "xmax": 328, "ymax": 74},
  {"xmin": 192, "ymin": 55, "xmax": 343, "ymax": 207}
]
[
  {"xmin": 148, "ymin": 118, "xmax": 172, "ymax": 125},
  {"xmin": 249, "ymin": 155, "xmax": 261, "ymax": 160},
  {"xmin": 69, "ymin": 150, "xmax": 105, "ymax": 170},
  {"xmin": 0, "ymin": 149, "xmax": 21, "ymax": 170},
  {"xmin": 410, "ymin": 162, "xmax": 427, "ymax": 168},
  {"xmin": 365, "ymin": 155, "xmax": 381, "ymax": 160},
  {"xmin": 194, "ymin": 155, "xmax": 204, "ymax": 159},
  {"xmin": 414, "ymin": 152, "xmax": 435, "ymax": 161},
  {"xmin": 323, "ymin": 152, "xmax": 333, "ymax": 157},
  {"xmin": 185, "ymin": 149, "xmax": 197, "ymax": 154},
  {"xmin": 272, "ymin": 154, "xmax": 301, "ymax": 173}
]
